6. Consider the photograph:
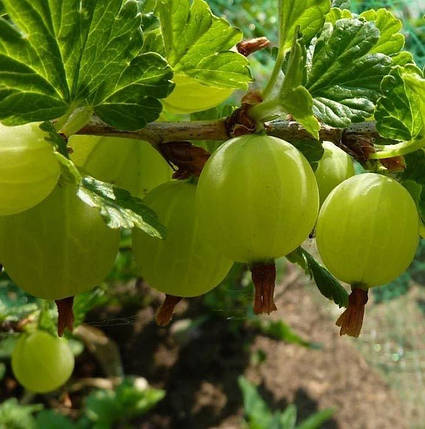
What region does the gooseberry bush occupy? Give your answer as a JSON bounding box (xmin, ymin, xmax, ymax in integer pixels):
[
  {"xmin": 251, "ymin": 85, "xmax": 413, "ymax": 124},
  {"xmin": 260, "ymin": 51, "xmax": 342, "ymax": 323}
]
[{"xmin": 1, "ymin": 0, "xmax": 425, "ymax": 393}]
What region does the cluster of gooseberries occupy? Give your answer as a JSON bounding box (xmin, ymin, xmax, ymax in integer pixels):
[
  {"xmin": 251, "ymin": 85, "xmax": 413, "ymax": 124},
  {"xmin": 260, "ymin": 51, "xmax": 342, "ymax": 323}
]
[{"xmin": 0, "ymin": 86, "xmax": 420, "ymax": 393}]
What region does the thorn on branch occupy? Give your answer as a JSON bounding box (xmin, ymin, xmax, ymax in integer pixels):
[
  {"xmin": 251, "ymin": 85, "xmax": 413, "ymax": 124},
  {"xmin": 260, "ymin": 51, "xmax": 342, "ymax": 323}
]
[
  {"xmin": 237, "ymin": 37, "xmax": 271, "ymax": 56},
  {"xmin": 159, "ymin": 141, "xmax": 211, "ymax": 179}
]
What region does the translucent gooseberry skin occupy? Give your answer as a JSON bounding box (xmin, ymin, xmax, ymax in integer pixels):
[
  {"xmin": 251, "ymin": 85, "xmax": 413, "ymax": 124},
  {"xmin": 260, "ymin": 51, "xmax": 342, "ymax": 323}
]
[
  {"xmin": 0, "ymin": 123, "xmax": 60, "ymax": 215},
  {"xmin": 0, "ymin": 183, "xmax": 120, "ymax": 300},
  {"xmin": 12, "ymin": 331, "xmax": 74, "ymax": 393},
  {"xmin": 315, "ymin": 141, "xmax": 355, "ymax": 204},
  {"xmin": 69, "ymin": 136, "xmax": 172, "ymax": 198},
  {"xmin": 133, "ymin": 181, "xmax": 233, "ymax": 297},
  {"xmin": 316, "ymin": 173, "xmax": 419, "ymax": 287},
  {"xmin": 196, "ymin": 135, "xmax": 320, "ymax": 263},
  {"xmin": 162, "ymin": 74, "xmax": 234, "ymax": 114}
]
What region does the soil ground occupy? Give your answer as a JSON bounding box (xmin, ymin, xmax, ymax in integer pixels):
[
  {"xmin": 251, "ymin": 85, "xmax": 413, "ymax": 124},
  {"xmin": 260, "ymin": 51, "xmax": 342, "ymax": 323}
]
[
  {"xmin": 99, "ymin": 265, "xmax": 407, "ymax": 429},
  {"xmin": 1, "ymin": 265, "xmax": 416, "ymax": 428}
]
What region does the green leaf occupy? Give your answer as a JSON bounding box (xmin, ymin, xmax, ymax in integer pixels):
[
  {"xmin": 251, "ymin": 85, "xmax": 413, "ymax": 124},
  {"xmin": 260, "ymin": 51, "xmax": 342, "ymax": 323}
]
[
  {"xmin": 279, "ymin": 0, "xmax": 331, "ymax": 53},
  {"xmin": 296, "ymin": 409, "xmax": 335, "ymax": 429},
  {"xmin": 73, "ymin": 288, "xmax": 109, "ymax": 327},
  {"xmin": 332, "ymin": 0, "xmax": 350, "ymax": 8},
  {"xmin": 0, "ymin": 278, "xmax": 38, "ymax": 323},
  {"xmin": 287, "ymin": 248, "xmax": 349, "ymax": 308},
  {"xmin": 306, "ymin": 19, "xmax": 391, "ymax": 128},
  {"xmin": 38, "ymin": 301, "xmax": 59, "ymax": 337},
  {"xmin": 402, "ymin": 151, "xmax": 425, "ymax": 185},
  {"xmin": 360, "ymin": 9, "xmax": 404, "ymax": 57},
  {"xmin": 254, "ymin": 319, "xmax": 320, "ymax": 349},
  {"xmin": 0, "ymin": 362, "xmax": 5, "ymax": 381},
  {"xmin": 290, "ymin": 140, "xmax": 324, "ymax": 171},
  {"xmin": 375, "ymin": 66, "xmax": 424, "ymax": 141},
  {"xmin": 278, "ymin": 404, "xmax": 297, "ymax": 429},
  {"xmin": 0, "ymin": 0, "xmax": 174, "ymax": 130},
  {"xmin": 279, "ymin": 33, "xmax": 320, "ymax": 139},
  {"xmin": 402, "ymin": 72, "xmax": 425, "ymax": 137},
  {"xmin": 238, "ymin": 376, "xmax": 273, "ymax": 429},
  {"xmin": 85, "ymin": 378, "xmax": 165, "ymax": 426},
  {"xmin": 157, "ymin": 0, "xmax": 251, "ymax": 89},
  {"xmin": 35, "ymin": 410, "xmax": 75, "ymax": 429},
  {"xmin": 78, "ymin": 177, "xmax": 166, "ymax": 238},
  {"xmin": 39, "ymin": 122, "xmax": 68, "ymax": 158},
  {"xmin": 0, "ymin": 399, "xmax": 42, "ymax": 429},
  {"xmin": 401, "ymin": 153, "xmax": 425, "ymax": 223},
  {"xmin": 326, "ymin": 8, "xmax": 352, "ymax": 24}
]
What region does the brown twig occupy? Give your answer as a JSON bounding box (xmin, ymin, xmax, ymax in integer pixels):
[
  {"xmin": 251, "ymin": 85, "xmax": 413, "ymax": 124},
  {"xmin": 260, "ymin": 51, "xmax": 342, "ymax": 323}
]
[{"xmin": 78, "ymin": 116, "xmax": 383, "ymax": 150}]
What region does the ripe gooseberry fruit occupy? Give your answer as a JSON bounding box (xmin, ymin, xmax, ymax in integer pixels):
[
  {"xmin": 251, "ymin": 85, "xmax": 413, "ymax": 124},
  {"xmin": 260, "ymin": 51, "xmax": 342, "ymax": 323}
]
[
  {"xmin": 69, "ymin": 136, "xmax": 172, "ymax": 197},
  {"xmin": 196, "ymin": 134, "xmax": 319, "ymax": 314},
  {"xmin": 0, "ymin": 183, "xmax": 120, "ymax": 335},
  {"xmin": 133, "ymin": 181, "xmax": 233, "ymax": 325},
  {"xmin": 162, "ymin": 74, "xmax": 234, "ymax": 114},
  {"xmin": 316, "ymin": 173, "xmax": 419, "ymax": 337},
  {"xmin": 315, "ymin": 141, "xmax": 355, "ymax": 204},
  {"xmin": 0, "ymin": 122, "xmax": 60, "ymax": 215},
  {"xmin": 12, "ymin": 331, "xmax": 74, "ymax": 393}
]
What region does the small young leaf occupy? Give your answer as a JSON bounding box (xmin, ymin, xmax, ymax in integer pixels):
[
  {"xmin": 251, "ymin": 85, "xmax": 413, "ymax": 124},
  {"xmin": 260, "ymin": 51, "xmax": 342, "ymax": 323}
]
[
  {"xmin": 258, "ymin": 31, "xmax": 320, "ymax": 139},
  {"xmin": 287, "ymin": 248, "xmax": 349, "ymax": 308},
  {"xmin": 279, "ymin": 33, "xmax": 320, "ymax": 139},
  {"xmin": 78, "ymin": 177, "xmax": 166, "ymax": 238}
]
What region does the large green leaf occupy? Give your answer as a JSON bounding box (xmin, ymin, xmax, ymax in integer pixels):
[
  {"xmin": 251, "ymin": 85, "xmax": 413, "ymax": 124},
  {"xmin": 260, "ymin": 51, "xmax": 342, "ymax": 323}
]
[
  {"xmin": 279, "ymin": 0, "xmax": 331, "ymax": 53},
  {"xmin": 0, "ymin": 0, "xmax": 174, "ymax": 129},
  {"xmin": 306, "ymin": 18, "xmax": 391, "ymax": 128},
  {"xmin": 157, "ymin": 0, "xmax": 251, "ymax": 89}
]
